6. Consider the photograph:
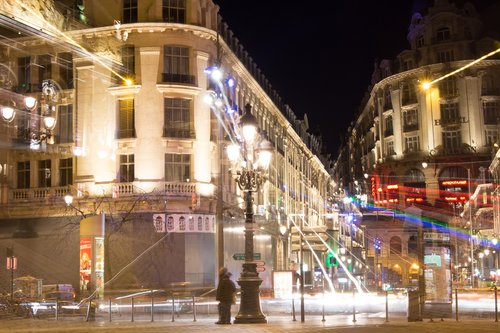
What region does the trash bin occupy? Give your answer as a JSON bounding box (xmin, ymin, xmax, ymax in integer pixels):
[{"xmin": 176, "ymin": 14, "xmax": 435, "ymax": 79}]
[{"xmin": 407, "ymin": 290, "xmax": 421, "ymax": 322}]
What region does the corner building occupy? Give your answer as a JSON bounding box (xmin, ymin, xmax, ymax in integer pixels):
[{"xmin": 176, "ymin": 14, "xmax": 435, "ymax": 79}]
[
  {"xmin": 0, "ymin": 0, "xmax": 334, "ymax": 295},
  {"xmin": 333, "ymin": 0, "xmax": 500, "ymax": 288}
]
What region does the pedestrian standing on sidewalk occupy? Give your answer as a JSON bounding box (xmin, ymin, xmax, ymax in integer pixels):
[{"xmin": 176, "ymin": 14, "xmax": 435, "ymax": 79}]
[{"xmin": 215, "ymin": 267, "xmax": 236, "ymax": 324}]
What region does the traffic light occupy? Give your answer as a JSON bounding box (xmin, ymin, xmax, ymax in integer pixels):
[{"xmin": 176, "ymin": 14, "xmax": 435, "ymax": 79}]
[
  {"xmin": 326, "ymin": 251, "xmax": 338, "ymax": 267},
  {"xmin": 374, "ymin": 238, "xmax": 381, "ymax": 254}
]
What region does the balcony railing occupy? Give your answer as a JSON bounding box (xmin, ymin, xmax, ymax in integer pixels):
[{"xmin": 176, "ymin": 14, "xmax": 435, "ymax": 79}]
[
  {"xmin": 163, "ymin": 128, "xmax": 195, "ymax": 139},
  {"xmin": 403, "ymin": 124, "xmax": 419, "ymax": 132},
  {"xmin": 11, "ymin": 186, "xmax": 69, "ymax": 202},
  {"xmin": 161, "ymin": 73, "xmax": 196, "ymax": 85},
  {"xmin": 7, "ymin": 182, "xmax": 198, "ymax": 203}
]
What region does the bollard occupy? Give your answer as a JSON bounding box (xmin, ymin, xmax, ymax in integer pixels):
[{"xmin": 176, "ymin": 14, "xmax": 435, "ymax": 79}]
[
  {"xmin": 495, "ymin": 286, "xmax": 498, "ymax": 323},
  {"xmin": 171, "ymin": 296, "xmax": 175, "ymax": 322},
  {"xmin": 385, "ymin": 290, "xmax": 389, "ymax": 322},
  {"xmin": 292, "ymin": 295, "xmax": 296, "ymax": 321},
  {"xmin": 455, "ymin": 289, "xmax": 458, "ymax": 322},
  {"xmin": 352, "ymin": 289, "xmax": 357, "ymax": 323},
  {"xmin": 109, "ymin": 299, "xmax": 112, "ymax": 322},
  {"xmin": 322, "ymin": 286, "xmax": 326, "ymax": 322},
  {"xmin": 131, "ymin": 297, "xmax": 134, "ymax": 322},
  {"xmin": 151, "ymin": 294, "xmax": 154, "ymax": 322},
  {"xmin": 192, "ymin": 296, "xmax": 197, "ymax": 322},
  {"xmin": 55, "ymin": 299, "xmax": 59, "ymax": 321},
  {"xmin": 86, "ymin": 298, "xmax": 96, "ymax": 322}
]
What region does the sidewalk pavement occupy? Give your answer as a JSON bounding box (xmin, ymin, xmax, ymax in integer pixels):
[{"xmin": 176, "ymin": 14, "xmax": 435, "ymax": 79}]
[{"xmin": 1, "ymin": 315, "xmax": 500, "ymax": 333}]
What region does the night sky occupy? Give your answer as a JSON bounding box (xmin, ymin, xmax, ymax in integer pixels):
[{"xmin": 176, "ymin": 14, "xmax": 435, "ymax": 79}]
[{"xmin": 213, "ymin": 0, "xmax": 499, "ymax": 156}]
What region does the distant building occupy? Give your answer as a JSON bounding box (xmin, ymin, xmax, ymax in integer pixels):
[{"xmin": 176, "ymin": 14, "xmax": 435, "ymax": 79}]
[{"xmin": 333, "ymin": 0, "xmax": 500, "ymax": 288}]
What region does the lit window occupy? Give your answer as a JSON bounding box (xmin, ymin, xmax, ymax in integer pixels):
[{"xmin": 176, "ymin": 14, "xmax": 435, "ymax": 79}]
[
  {"xmin": 165, "ymin": 153, "xmax": 190, "ymax": 182},
  {"xmin": 119, "ymin": 154, "xmax": 135, "ymax": 183},
  {"xmin": 38, "ymin": 159, "xmax": 51, "ymax": 188},
  {"xmin": 117, "ymin": 99, "xmax": 135, "ymax": 139}
]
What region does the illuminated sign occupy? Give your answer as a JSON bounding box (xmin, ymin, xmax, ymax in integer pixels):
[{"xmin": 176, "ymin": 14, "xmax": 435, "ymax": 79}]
[
  {"xmin": 441, "ymin": 180, "xmax": 467, "ymax": 186},
  {"xmin": 387, "ymin": 184, "xmax": 399, "ymax": 190}
]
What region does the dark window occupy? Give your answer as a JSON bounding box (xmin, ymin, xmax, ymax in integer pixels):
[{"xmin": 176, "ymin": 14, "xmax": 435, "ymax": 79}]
[
  {"xmin": 384, "ymin": 115, "xmax": 393, "ymax": 137},
  {"xmin": 38, "ymin": 54, "xmax": 52, "ymax": 84},
  {"xmin": 164, "ymin": 98, "xmax": 192, "ymax": 138},
  {"xmin": 119, "ymin": 154, "xmax": 135, "ymax": 182},
  {"xmin": 483, "ymin": 101, "xmax": 500, "ymax": 125},
  {"xmin": 38, "ymin": 159, "xmax": 51, "ymax": 188},
  {"xmin": 384, "ymin": 89, "xmax": 392, "ymax": 110},
  {"xmin": 165, "ymin": 153, "xmax": 190, "ymax": 182},
  {"xmin": 439, "ymin": 77, "xmax": 458, "ymax": 97},
  {"xmin": 390, "ymin": 236, "xmax": 402, "ymax": 255},
  {"xmin": 442, "ymin": 130, "xmax": 461, "ymax": 154},
  {"xmin": 403, "ymin": 108, "xmax": 419, "ymax": 132},
  {"xmin": 123, "ymin": 0, "xmax": 138, "ymax": 23},
  {"xmin": 436, "ymin": 27, "xmax": 451, "ymax": 41},
  {"xmin": 164, "ymin": 46, "xmax": 189, "ymax": 73},
  {"xmin": 17, "ymin": 161, "xmax": 30, "ymax": 189},
  {"xmin": 437, "ymin": 50, "xmax": 454, "ymax": 63},
  {"xmin": 57, "ymin": 104, "xmax": 73, "ymax": 143},
  {"xmin": 440, "ymin": 103, "xmax": 460, "ymax": 126},
  {"xmin": 58, "ymin": 52, "xmax": 73, "ymax": 89},
  {"xmin": 121, "ymin": 45, "xmax": 135, "ymax": 76},
  {"xmin": 416, "ymin": 35, "xmax": 424, "ymax": 48},
  {"xmin": 117, "ymin": 99, "xmax": 135, "ymax": 138},
  {"xmin": 162, "ymin": 0, "xmax": 185, "ymax": 23},
  {"xmin": 59, "ymin": 158, "xmax": 73, "ymax": 186},
  {"xmin": 17, "ymin": 56, "xmax": 31, "ymax": 92},
  {"xmin": 408, "ymin": 236, "xmax": 418, "ymax": 255},
  {"xmin": 402, "ymin": 82, "xmax": 416, "ymax": 104}
]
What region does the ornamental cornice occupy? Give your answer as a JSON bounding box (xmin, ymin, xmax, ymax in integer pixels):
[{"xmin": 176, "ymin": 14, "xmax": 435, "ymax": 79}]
[
  {"xmin": 156, "ymin": 84, "xmax": 201, "ymax": 96},
  {"xmin": 67, "ymin": 22, "xmax": 217, "ymax": 43},
  {"xmin": 107, "ymin": 85, "xmax": 141, "ymax": 96}
]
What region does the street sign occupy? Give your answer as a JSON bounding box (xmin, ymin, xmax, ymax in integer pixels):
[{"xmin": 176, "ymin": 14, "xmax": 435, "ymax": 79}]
[
  {"xmin": 256, "ymin": 266, "xmax": 266, "ymax": 273},
  {"xmin": 232, "ymin": 253, "xmax": 261, "ymax": 261},
  {"xmin": 254, "ymin": 260, "xmax": 265, "ymax": 266},
  {"xmin": 6, "ymin": 257, "xmax": 17, "ymax": 270}
]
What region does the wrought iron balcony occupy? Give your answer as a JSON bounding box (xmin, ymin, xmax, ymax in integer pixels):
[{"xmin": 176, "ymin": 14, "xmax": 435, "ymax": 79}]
[{"xmin": 161, "ymin": 73, "xmax": 196, "ymax": 85}]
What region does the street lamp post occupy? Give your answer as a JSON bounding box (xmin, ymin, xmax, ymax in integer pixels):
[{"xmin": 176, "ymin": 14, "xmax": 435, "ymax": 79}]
[
  {"xmin": 1, "ymin": 79, "xmax": 59, "ymax": 149},
  {"xmin": 227, "ymin": 104, "xmax": 271, "ymax": 324},
  {"xmin": 467, "ymin": 168, "xmax": 475, "ymax": 288}
]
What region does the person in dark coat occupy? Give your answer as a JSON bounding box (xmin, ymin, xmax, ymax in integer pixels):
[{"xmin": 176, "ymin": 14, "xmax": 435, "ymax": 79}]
[{"xmin": 215, "ymin": 267, "xmax": 236, "ymax": 324}]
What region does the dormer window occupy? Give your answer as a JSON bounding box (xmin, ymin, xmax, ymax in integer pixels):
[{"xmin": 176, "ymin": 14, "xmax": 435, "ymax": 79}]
[
  {"xmin": 416, "ymin": 35, "xmax": 424, "ymax": 48},
  {"xmin": 436, "ymin": 27, "xmax": 451, "ymax": 41}
]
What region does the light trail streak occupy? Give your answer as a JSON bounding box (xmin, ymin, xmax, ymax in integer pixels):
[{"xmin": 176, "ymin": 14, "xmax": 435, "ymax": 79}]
[
  {"xmin": 423, "ymin": 46, "xmax": 500, "ymax": 88},
  {"xmin": 4, "ymin": 1, "xmax": 130, "ymax": 84}
]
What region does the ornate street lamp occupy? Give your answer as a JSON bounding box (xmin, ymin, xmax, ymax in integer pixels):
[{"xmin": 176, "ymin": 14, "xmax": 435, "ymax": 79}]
[
  {"xmin": 227, "ymin": 103, "xmax": 272, "ymax": 324},
  {"xmin": 1, "ymin": 79, "xmax": 59, "ymax": 149}
]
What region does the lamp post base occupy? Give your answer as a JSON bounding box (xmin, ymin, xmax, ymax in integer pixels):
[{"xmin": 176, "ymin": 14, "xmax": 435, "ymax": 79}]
[{"xmin": 234, "ymin": 264, "xmax": 267, "ymax": 324}]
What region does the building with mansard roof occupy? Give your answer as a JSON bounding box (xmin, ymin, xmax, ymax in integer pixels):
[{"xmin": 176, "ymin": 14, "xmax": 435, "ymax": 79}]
[
  {"xmin": 0, "ymin": 0, "xmax": 335, "ymax": 296},
  {"xmin": 333, "ymin": 0, "xmax": 500, "ymax": 288}
]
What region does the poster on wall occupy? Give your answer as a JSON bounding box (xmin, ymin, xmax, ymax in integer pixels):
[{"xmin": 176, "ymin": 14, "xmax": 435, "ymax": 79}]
[
  {"xmin": 273, "ymin": 271, "xmax": 294, "ymax": 299},
  {"xmin": 424, "ymin": 246, "xmax": 452, "ymax": 303},
  {"xmin": 79, "ymin": 237, "xmax": 92, "ymax": 291},
  {"xmin": 152, "ymin": 214, "xmax": 215, "ymax": 233},
  {"xmin": 94, "ymin": 237, "xmax": 105, "ymax": 296},
  {"xmin": 153, "ymin": 214, "xmax": 166, "ymax": 232}
]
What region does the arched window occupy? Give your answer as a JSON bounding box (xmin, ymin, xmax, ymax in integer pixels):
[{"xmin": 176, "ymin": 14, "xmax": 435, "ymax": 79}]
[
  {"xmin": 390, "ymin": 236, "xmax": 402, "ymax": 255},
  {"xmin": 408, "ymin": 235, "xmax": 418, "ymax": 255}
]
